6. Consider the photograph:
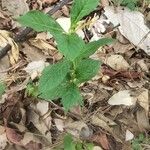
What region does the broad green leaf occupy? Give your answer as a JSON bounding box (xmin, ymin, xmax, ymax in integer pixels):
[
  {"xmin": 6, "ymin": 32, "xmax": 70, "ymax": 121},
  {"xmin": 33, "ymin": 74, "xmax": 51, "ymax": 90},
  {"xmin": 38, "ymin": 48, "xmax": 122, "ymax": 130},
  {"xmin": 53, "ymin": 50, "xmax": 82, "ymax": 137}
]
[
  {"xmin": 78, "ymin": 38, "xmax": 115, "ymax": 59},
  {"xmin": 61, "ymin": 83, "xmax": 83, "ymax": 111},
  {"xmin": 55, "ymin": 33, "xmax": 85, "ymax": 61},
  {"xmin": 76, "ymin": 58, "xmax": 100, "ymax": 83},
  {"xmin": 0, "ymin": 82, "xmax": 5, "ymax": 97},
  {"xmin": 64, "ymin": 134, "xmax": 76, "ymax": 150},
  {"xmin": 70, "ymin": 0, "xmax": 99, "ymax": 27},
  {"xmin": 39, "ymin": 60, "xmax": 70, "ymax": 94},
  {"xmin": 18, "ymin": 10, "xmax": 64, "ymax": 35},
  {"xmin": 39, "ymin": 79, "xmax": 68, "ymax": 100}
]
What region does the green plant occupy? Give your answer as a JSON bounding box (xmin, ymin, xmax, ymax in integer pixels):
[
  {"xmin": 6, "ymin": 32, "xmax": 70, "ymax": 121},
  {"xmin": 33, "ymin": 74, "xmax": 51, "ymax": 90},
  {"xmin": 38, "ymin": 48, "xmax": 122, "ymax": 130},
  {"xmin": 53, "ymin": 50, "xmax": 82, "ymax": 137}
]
[
  {"xmin": 19, "ymin": 0, "xmax": 114, "ymax": 111},
  {"xmin": 0, "ymin": 82, "xmax": 6, "ymax": 97},
  {"xmin": 63, "ymin": 134, "xmax": 93, "ymax": 150},
  {"xmin": 132, "ymin": 134, "xmax": 150, "ymax": 150},
  {"xmin": 113, "ymin": 0, "xmax": 139, "ymax": 10},
  {"xmin": 25, "ymin": 82, "xmax": 39, "ymax": 97}
]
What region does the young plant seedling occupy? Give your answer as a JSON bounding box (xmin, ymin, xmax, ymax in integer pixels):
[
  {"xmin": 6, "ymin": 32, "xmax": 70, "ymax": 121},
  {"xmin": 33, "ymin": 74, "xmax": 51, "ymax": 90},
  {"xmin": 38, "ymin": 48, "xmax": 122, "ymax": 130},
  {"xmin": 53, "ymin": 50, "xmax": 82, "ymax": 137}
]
[{"xmin": 19, "ymin": 0, "xmax": 114, "ymax": 111}]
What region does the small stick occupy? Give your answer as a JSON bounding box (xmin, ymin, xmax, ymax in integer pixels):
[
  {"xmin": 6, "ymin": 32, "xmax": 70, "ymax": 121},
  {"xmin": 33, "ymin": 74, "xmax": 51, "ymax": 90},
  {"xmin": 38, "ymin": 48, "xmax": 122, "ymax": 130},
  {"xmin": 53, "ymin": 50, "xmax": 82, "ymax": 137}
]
[{"xmin": 0, "ymin": 0, "xmax": 71, "ymax": 59}]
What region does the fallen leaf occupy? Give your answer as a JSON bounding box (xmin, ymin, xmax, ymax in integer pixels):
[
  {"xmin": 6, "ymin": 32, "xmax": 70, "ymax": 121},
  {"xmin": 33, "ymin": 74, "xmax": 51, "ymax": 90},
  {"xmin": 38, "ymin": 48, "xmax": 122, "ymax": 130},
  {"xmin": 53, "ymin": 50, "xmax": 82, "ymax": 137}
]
[
  {"xmin": 24, "ymin": 60, "xmax": 48, "ymax": 80},
  {"xmin": 93, "ymin": 146, "xmax": 103, "ymax": 150},
  {"xmin": 21, "ymin": 43, "xmax": 47, "ymax": 61},
  {"xmin": 5, "ymin": 126, "xmax": 23, "ymax": 145},
  {"xmin": 29, "ymin": 39, "xmax": 56, "ymax": 54},
  {"xmin": 64, "ymin": 121, "xmax": 92, "ymax": 138},
  {"xmin": 105, "ymin": 55, "xmax": 130, "ymax": 71},
  {"xmin": 0, "ymin": 126, "xmax": 8, "ymax": 149},
  {"xmin": 137, "ymin": 88, "xmax": 149, "ymax": 116},
  {"xmin": 104, "ymin": 6, "xmax": 150, "ymax": 55},
  {"xmin": 27, "ymin": 108, "xmax": 52, "ymax": 143},
  {"xmin": 136, "ymin": 107, "xmax": 150, "ymax": 131},
  {"xmin": 125, "ymin": 130, "xmax": 134, "ymax": 141},
  {"xmin": 90, "ymin": 114, "xmax": 113, "ymax": 134},
  {"xmin": 2, "ymin": 0, "xmax": 29, "ymax": 18},
  {"xmin": 137, "ymin": 60, "xmax": 149, "ymax": 72},
  {"xmin": 54, "ymin": 119, "xmax": 64, "ymax": 131},
  {"xmin": 108, "ymin": 90, "xmax": 137, "ymax": 106},
  {"xmin": 0, "ymin": 30, "xmax": 19, "ymax": 65},
  {"xmin": 90, "ymin": 133, "xmax": 110, "ymax": 150}
]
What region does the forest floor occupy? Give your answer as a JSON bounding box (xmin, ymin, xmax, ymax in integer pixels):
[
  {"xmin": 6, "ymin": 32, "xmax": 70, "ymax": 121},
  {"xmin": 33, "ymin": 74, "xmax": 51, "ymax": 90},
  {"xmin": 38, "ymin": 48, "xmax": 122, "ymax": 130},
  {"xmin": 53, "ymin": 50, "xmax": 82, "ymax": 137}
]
[{"xmin": 0, "ymin": 0, "xmax": 150, "ymax": 150}]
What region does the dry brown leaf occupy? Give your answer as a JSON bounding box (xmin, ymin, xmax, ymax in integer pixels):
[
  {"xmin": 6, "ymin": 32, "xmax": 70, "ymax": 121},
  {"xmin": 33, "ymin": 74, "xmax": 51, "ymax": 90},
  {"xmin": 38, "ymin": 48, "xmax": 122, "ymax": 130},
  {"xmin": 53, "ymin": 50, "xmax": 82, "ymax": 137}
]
[
  {"xmin": 137, "ymin": 60, "xmax": 149, "ymax": 72},
  {"xmin": 24, "ymin": 60, "xmax": 48, "ymax": 80},
  {"xmin": 90, "ymin": 114, "xmax": 113, "ymax": 133},
  {"xmin": 5, "ymin": 126, "xmax": 23, "ymax": 145},
  {"xmin": 64, "ymin": 121, "xmax": 92, "ymax": 139},
  {"xmin": 113, "ymin": 42, "xmax": 133, "ymax": 54},
  {"xmin": 90, "ymin": 133, "xmax": 110, "ymax": 150},
  {"xmin": 125, "ymin": 130, "xmax": 134, "ymax": 141},
  {"xmin": 101, "ymin": 0, "xmax": 109, "ymax": 7},
  {"xmin": 54, "ymin": 119, "xmax": 64, "ymax": 131},
  {"xmin": 21, "ymin": 43, "xmax": 47, "ymax": 62},
  {"xmin": 105, "ymin": 55, "xmax": 130, "ymax": 71},
  {"xmin": 29, "ymin": 39, "xmax": 56, "ymax": 54},
  {"xmin": 0, "ymin": 30, "xmax": 19, "ymax": 65},
  {"xmin": 108, "ymin": 90, "xmax": 137, "ymax": 106},
  {"xmin": 27, "ymin": 108, "xmax": 52, "ymax": 143},
  {"xmin": 0, "ymin": 126, "xmax": 8, "ymax": 149},
  {"xmin": 93, "ymin": 146, "xmax": 103, "ymax": 150},
  {"xmin": 136, "ymin": 107, "xmax": 150, "ymax": 131},
  {"xmin": 137, "ymin": 88, "xmax": 149, "ymax": 116},
  {"xmin": 2, "ymin": 0, "xmax": 29, "ymax": 18},
  {"xmin": 104, "ymin": 6, "xmax": 150, "ymax": 55},
  {"xmin": 0, "ymin": 56, "xmax": 9, "ymax": 81}
]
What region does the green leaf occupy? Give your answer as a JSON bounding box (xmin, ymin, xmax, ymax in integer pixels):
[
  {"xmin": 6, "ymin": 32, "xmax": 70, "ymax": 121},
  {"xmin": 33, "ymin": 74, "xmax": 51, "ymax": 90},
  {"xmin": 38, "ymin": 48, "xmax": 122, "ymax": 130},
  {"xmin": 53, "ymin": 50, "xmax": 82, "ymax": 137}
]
[
  {"xmin": 0, "ymin": 82, "xmax": 5, "ymax": 97},
  {"xmin": 55, "ymin": 33, "xmax": 85, "ymax": 61},
  {"xmin": 18, "ymin": 10, "xmax": 64, "ymax": 35},
  {"xmin": 61, "ymin": 83, "xmax": 83, "ymax": 111},
  {"xmin": 76, "ymin": 58, "xmax": 100, "ymax": 83},
  {"xmin": 26, "ymin": 83, "xmax": 39, "ymax": 97},
  {"xmin": 84, "ymin": 143, "xmax": 94, "ymax": 150},
  {"xmin": 79, "ymin": 38, "xmax": 115, "ymax": 59},
  {"xmin": 76, "ymin": 142, "xmax": 83, "ymax": 150},
  {"xmin": 70, "ymin": 0, "xmax": 99, "ymax": 27},
  {"xmin": 39, "ymin": 60, "xmax": 70, "ymax": 95},
  {"xmin": 64, "ymin": 134, "xmax": 76, "ymax": 150},
  {"xmin": 39, "ymin": 79, "xmax": 68, "ymax": 100}
]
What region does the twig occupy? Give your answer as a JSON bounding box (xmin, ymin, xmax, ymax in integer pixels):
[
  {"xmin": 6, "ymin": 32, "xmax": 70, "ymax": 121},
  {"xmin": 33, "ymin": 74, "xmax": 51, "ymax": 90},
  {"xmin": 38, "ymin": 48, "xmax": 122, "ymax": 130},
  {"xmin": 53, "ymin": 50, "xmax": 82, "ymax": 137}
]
[{"xmin": 0, "ymin": 0, "xmax": 71, "ymax": 60}]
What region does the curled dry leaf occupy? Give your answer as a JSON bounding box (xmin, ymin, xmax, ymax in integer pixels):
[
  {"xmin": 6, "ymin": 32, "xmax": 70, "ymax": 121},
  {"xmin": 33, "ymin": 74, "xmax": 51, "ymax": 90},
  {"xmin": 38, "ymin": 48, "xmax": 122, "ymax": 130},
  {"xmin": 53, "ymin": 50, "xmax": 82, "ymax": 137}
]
[
  {"xmin": 29, "ymin": 33, "xmax": 63, "ymax": 60},
  {"xmin": 104, "ymin": 6, "xmax": 150, "ymax": 55},
  {"xmin": 108, "ymin": 90, "xmax": 137, "ymax": 106},
  {"xmin": 0, "ymin": 30, "xmax": 19, "ymax": 65},
  {"xmin": 105, "ymin": 55, "xmax": 130, "ymax": 71}
]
